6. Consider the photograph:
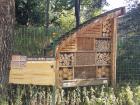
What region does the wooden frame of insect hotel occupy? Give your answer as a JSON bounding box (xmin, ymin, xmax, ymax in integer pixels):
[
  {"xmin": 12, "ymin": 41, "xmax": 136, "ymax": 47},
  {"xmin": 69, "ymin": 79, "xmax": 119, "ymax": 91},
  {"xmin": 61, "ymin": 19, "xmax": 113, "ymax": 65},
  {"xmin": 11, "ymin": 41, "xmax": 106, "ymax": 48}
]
[{"xmin": 9, "ymin": 7, "xmax": 125, "ymax": 87}]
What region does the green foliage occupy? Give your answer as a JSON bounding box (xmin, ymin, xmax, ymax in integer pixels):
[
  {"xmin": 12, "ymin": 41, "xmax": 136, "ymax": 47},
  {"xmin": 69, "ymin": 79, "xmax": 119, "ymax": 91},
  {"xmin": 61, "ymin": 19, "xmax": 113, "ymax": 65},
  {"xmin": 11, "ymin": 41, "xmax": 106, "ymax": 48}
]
[
  {"xmin": 14, "ymin": 0, "xmax": 108, "ymax": 55},
  {"xmin": 59, "ymin": 10, "xmax": 75, "ymax": 31},
  {"xmin": 133, "ymin": 86, "xmax": 140, "ymax": 105},
  {"xmin": 52, "ymin": 0, "xmax": 74, "ymax": 11},
  {"xmin": 119, "ymin": 3, "xmax": 140, "ymax": 35},
  {"xmin": 15, "ymin": 0, "xmax": 45, "ymax": 26},
  {"xmin": 80, "ymin": 0, "xmax": 107, "ymax": 21},
  {"xmin": 1, "ymin": 85, "xmax": 140, "ymax": 105},
  {"xmin": 13, "ymin": 26, "xmax": 63, "ymax": 57},
  {"xmin": 118, "ymin": 86, "xmax": 135, "ymax": 105},
  {"xmin": 117, "ymin": 3, "xmax": 140, "ymax": 82},
  {"xmin": 15, "ymin": 0, "xmax": 107, "ymax": 27},
  {"xmin": 117, "ymin": 35, "xmax": 140, "ymax": 82}
]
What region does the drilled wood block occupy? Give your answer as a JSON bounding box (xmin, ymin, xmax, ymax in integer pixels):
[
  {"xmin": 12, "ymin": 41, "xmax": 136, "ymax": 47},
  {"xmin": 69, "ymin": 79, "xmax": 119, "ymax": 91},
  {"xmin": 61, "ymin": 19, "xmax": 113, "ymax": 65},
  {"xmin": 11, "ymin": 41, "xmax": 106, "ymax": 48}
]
[{"xmin": 96, "ymin": 39, "xmax": 111, "ymax": 52}]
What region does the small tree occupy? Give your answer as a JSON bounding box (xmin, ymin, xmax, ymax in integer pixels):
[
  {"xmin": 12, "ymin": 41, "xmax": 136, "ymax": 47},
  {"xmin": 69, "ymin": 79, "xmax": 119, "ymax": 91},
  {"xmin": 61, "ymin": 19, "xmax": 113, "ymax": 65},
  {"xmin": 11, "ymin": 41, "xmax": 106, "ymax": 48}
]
[{"xmin": 75, "ymin": 0, "xmax": 80, "ymax": 27}]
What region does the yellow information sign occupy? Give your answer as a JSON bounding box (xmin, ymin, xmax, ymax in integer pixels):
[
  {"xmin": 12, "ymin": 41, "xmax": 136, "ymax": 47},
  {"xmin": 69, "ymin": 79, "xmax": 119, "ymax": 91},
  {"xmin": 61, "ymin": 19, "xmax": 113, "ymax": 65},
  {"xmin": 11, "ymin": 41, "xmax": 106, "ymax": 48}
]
[{"xmin": 9, "ymin": 60, "xmax": 56, "ymax": 86}]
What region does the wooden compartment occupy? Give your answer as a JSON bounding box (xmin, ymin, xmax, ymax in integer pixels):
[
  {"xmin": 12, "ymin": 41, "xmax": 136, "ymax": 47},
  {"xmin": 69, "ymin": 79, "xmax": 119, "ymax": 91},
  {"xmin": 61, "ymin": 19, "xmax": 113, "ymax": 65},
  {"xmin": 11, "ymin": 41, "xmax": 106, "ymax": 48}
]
[
  {"xmin": 77, "ymin": 37, "xmax": 95, "ymax": 51},
  {"xmin": 74, "ymin": 67, "xmax": 96, "ymax": 79},
  {"xmin": 59, "ymin": 67, "xmax": 73, "ymax": 80},
  {"xmin": 95, "ymin": 38, "xmax": 111, "ymax": 52},
  {"xmin": 102, "ymin": 18, "xmax": 113, "ymax": 37},
  {"xmin": 96, "ymin": 66, "xmax": 110, "ymax": 79},
  {"xmin": 95, "ymin": 53, "xmax": 111, "ymax": 65},
  {"xmin": 75, "ymin": 52, "xmax": 95, "ymax": 66},
  {"xmin": 59, "ymin": 52, "xmax": 74, "ymax": 67}
]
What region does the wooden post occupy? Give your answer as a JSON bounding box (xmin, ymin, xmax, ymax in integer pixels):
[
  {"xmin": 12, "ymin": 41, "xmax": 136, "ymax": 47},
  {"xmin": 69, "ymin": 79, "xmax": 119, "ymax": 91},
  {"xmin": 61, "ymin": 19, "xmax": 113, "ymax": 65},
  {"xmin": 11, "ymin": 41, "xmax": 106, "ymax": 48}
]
[
  {"xmin": 111, "ymin": 17, "xmax": 117, "ymax": 87},
  {"xmin": 46, "ymin": 0, "xmax": 50, "ymax": 32}
]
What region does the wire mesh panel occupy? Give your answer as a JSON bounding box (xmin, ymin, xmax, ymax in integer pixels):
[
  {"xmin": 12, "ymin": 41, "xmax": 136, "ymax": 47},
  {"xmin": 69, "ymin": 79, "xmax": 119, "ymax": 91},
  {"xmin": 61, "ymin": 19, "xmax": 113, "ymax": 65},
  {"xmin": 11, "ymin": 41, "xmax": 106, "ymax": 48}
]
[
  {"xmin": 12, "ymin": 27, "xmax": 47, "ymax": 57},
  {"xmin": 12, "ymin": 26, "xmax": 62, "ymax": 57},
  {"xmin": 117, "ymin": 35, "xmax": 140, "ymax": 82}
]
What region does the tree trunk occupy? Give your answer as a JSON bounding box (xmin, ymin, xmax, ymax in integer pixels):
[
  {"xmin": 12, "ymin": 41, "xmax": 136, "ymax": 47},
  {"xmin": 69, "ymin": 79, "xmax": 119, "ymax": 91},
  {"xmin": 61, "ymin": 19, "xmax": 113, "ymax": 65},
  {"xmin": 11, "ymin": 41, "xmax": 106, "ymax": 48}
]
[
  {"xmin": 44, "ymin": 0, "xmax": 50, "ymax": 56},
  {"xmin": 0, "ymin": 0, "xmax": 15, "ymax": 91},
  {"xmin": 75, "ymin": 0, "xmax": 80, "ymax": 27},
  {"xmin": 46, "ymin": 0, "xmax": 50, "ymax": 32}
]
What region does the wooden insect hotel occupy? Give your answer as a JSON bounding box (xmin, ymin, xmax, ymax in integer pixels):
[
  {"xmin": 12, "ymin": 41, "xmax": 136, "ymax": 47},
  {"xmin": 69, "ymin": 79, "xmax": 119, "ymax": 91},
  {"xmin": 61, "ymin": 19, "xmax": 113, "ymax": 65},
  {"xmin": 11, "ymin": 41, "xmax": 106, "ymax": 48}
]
[{"xmin": 9, "ymin": 7, "xmax": 125, "ymax": 87}]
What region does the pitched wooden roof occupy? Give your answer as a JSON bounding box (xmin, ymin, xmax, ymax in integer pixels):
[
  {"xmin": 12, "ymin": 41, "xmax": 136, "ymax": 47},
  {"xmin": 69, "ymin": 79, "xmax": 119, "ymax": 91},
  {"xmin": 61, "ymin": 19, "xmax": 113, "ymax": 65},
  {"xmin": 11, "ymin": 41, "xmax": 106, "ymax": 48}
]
[{"xmin": 46, "ymin": 7, "xmax": 125, "ymax": 51}]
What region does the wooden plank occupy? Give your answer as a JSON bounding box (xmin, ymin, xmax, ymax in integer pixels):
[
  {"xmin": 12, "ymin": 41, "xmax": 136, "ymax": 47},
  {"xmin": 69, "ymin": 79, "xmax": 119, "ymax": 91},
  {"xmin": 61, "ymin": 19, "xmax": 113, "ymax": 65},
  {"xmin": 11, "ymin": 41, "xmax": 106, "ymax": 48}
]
[
  {"xmin": 60, "ymin": 38, "xmax": 76, "ymax": 51},
  {"xmin": 62, "ymin": 79, "xmax": 108, "ymax": 87},
  {"xmin": 9, "ymin": 60, "xmax": 56, "ymax": 86},
  {"xmin": 59, "ymin": 64, "xmax": 110, "ymax": 68},
  {"xmin": 62, "ymin": 45, "xmax": 76, "ymax": 49}
]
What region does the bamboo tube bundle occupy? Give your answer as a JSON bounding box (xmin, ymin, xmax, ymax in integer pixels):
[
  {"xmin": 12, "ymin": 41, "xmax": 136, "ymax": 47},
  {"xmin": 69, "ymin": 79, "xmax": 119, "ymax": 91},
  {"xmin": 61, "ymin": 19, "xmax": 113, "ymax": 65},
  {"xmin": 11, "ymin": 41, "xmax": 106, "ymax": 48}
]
[
  {"xmin": 59, "ymin": 53, "xmax": 74, "ymax": 66},
  {"xmin": 96, "ymin": 40, "xmax": 111, "ymax": 52},
  {"xmin": 96, "ymin": 53, "xmax": 111, "ymax": 64},
  {"xmin": 59, "ymin": 68, "xmax": 73, "ymax": 80}
]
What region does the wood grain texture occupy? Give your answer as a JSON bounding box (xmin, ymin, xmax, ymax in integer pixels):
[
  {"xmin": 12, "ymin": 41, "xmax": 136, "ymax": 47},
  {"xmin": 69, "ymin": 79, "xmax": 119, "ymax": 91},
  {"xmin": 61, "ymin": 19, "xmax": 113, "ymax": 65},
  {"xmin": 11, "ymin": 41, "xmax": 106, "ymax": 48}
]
[
  {"xmin": 9, "ymin": 60, "xmax": 56, "ymax": 86},
  {"xmin": 111, "ymin": 17, "xmax": 117, "ymax": 87},
  {"xmin": 55, "ymin": 8, "xmax": 124, "ymax": 87},
  {"xmin": 62, "ymin": 79, "xmax": 108, "ymax": 87}
]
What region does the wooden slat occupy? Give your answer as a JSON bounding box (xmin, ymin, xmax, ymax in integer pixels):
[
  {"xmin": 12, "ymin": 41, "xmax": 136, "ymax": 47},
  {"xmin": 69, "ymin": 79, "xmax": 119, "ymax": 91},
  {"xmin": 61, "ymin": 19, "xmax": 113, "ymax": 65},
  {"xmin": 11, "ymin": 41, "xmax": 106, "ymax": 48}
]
[
  {"xmin": 60, "ymin": 38, "xmax": 76, "ymax": 51},
  {"xmin": 62, "ymin": 79, "xmax": 108, "ymax": 87}
]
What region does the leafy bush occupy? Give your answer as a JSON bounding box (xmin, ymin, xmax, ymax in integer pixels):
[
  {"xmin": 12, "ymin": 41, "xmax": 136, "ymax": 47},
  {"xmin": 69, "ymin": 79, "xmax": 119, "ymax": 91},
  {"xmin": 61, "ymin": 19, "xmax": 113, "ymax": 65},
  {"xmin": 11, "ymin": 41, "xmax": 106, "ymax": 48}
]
[{"xmin": 1, "ymin": 84, "xmax": 140, "ymax": 105}]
